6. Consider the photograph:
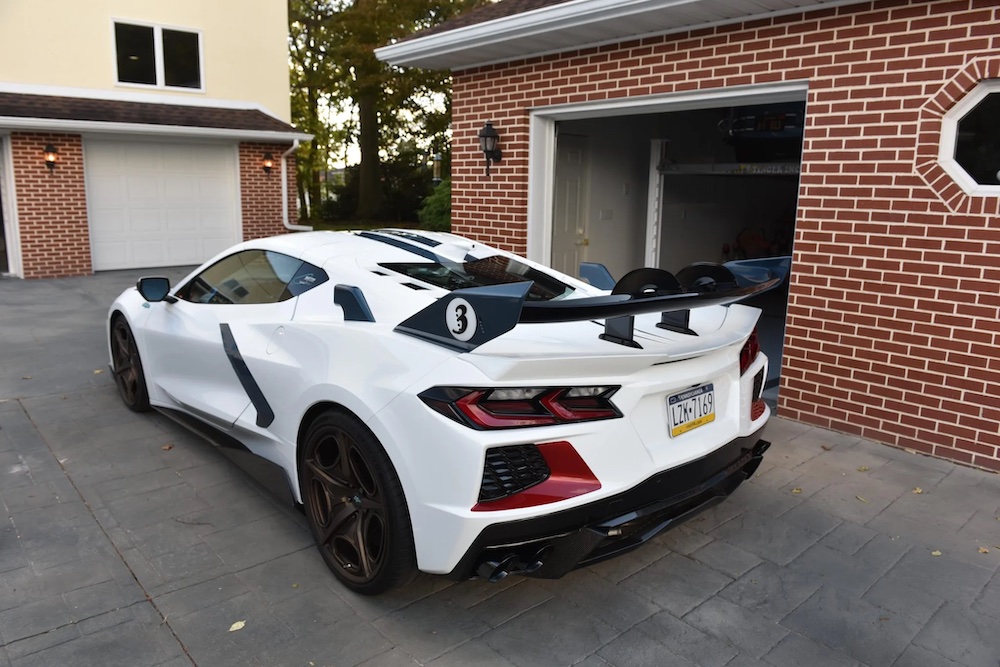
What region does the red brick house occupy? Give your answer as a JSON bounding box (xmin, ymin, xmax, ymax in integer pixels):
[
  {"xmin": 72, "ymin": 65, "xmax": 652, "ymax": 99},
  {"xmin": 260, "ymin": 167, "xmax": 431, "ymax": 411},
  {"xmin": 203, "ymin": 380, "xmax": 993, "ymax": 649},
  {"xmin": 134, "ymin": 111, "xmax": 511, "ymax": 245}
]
[
  {"xmin": 377, "ymin": 0, "xmax": 1000, "ymax": 471},
  {"xmin": 0, "ymin": 1, "xmax": 309, "ymax": 279}
]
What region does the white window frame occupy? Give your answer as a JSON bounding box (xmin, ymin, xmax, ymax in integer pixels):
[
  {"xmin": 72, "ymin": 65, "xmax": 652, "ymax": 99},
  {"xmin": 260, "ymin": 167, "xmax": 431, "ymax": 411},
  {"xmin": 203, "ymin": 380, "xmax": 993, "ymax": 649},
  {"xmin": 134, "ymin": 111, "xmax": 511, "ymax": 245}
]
[
  {"xmin": 938, "ymin": 79, "xmax": 1000, "ymax": 197},
  {"xmin": 111, "ymin": 19, "xmax": 205, "ymax": 93}
]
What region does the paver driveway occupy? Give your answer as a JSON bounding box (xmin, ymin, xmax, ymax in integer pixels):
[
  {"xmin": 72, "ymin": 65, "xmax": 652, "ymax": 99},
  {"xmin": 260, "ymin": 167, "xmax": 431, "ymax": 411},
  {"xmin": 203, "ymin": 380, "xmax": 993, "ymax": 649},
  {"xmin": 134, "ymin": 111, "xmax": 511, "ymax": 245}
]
[{"xmin": 1, "ymin": 270, "xmax": 998, "ymax": 667}]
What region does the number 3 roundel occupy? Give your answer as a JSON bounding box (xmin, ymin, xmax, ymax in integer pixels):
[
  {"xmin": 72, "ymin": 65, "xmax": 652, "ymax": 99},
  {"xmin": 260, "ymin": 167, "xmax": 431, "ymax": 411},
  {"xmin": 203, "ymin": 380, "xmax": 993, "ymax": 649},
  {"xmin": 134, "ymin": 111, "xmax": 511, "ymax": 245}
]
[{"xmin": 446, "ymin": 298, "xmax": 477, "ymax": 342}]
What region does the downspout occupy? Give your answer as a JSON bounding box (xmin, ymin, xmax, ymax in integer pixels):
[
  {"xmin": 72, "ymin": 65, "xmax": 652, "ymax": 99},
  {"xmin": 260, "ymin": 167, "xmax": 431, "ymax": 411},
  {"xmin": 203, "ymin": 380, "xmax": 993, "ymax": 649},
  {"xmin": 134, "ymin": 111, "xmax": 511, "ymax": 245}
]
[{"xmin": 281, "ymin": 139, "xmax": 312, "ymax": 231}]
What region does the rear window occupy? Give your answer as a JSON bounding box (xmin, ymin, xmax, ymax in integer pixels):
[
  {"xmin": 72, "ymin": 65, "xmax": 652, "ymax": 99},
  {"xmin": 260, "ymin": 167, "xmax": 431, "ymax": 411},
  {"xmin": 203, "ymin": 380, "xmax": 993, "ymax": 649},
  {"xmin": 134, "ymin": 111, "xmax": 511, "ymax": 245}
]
[{"xmin": 380, "ymin": 255, "xmax": 575, "ymax": 302}]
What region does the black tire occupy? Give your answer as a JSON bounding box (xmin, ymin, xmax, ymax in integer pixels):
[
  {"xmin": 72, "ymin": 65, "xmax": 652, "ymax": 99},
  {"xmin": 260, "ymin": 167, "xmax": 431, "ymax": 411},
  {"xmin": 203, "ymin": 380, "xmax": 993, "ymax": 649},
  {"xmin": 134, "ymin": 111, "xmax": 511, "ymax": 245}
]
[
  {"xmin": 110, "ymin": 315, "xmax": 151, "ymax": 412},
  {"xmin": 300, "ymin": 410, "xmax": 416, "ymax": 595}
]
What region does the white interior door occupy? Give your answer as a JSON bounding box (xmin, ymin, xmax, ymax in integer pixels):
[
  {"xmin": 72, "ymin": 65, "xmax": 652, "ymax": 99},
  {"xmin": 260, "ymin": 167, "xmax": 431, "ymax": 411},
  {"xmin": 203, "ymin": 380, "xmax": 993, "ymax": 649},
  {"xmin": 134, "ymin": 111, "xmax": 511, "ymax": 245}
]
[{"xmin": 551, "ymin": 133, "xmax": 589, "ymax": 276}]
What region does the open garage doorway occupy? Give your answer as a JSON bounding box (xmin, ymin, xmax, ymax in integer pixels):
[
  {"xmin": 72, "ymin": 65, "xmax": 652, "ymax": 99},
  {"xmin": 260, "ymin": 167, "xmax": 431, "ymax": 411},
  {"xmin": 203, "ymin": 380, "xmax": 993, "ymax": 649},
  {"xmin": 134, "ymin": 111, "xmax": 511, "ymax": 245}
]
[{"xmin": 545, "ymin": 95, "xmax": 805, "ymax": 409}]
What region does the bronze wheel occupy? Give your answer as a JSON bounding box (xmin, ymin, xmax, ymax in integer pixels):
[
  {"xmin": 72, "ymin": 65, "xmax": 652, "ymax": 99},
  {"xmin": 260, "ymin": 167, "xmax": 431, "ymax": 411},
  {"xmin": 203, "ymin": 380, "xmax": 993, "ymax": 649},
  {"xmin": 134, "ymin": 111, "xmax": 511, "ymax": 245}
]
[
  {"xmin": 300, "ymin": 411, "xmax": 415, "ymax": 594},
  {"xmin": 110, "ymin": 316, "xmax": 150, "ymax": 412}
]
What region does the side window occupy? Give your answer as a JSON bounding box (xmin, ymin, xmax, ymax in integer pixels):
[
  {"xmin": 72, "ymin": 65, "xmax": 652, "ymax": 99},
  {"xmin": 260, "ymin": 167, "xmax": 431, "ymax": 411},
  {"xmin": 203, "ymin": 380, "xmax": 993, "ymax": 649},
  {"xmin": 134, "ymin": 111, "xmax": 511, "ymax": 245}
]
[
  {"xmin": 939, "ymin": 80, "xmax": 1000, "ymax": 195},
  {"xmin": 176, "ymin": 250, "xmax": 328, "ymax": 304},
  {"xmin": 954, "ymin": 92, "xmax": 1000, "ymax": 186}
]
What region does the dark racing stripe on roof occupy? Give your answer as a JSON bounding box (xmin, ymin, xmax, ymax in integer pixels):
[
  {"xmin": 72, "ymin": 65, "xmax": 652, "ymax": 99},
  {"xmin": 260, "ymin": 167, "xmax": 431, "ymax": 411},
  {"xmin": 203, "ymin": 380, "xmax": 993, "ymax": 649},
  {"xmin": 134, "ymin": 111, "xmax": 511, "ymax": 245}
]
[
  {"xmin": 220, "ymin": 324, "xmax": 275, "ymax": 428},
  {"xmin": 375, "ymin": 229, "xmax": 442, "ymax": 247},
  {"xmin": 358, "ymin": 231, "xmax": 440, "ymax": 261}
]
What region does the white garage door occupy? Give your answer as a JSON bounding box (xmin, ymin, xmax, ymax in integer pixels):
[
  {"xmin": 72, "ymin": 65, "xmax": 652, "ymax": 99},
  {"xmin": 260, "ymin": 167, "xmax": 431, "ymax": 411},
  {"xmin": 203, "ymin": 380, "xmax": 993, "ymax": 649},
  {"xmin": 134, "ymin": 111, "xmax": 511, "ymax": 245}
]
[{"xmin": 86, "ymin": 140, "xmax": 241, "ymax": 270}]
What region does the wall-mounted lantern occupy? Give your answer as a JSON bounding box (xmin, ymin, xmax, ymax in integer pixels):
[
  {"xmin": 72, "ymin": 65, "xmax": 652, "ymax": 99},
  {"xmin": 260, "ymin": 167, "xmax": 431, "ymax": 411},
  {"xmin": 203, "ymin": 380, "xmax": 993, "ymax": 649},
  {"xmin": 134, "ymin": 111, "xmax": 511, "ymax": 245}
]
[
  {"xmin": 478, "ymin": 121, "xmax": 502, "ymax": 176},
  {"xmin": 262, "ymin": 152, "xmax": 274, "ymax": 175},
  {"xmin": 44, "ymin": 144, "xmax": 59, "ymax": 172}
]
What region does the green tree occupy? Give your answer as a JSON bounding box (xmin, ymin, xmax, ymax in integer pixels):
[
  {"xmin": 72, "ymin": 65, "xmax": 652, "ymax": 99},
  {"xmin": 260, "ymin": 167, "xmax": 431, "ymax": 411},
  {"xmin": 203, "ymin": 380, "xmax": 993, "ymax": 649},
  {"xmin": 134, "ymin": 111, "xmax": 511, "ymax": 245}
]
[
  {"xmin": 288, "ymin": 0, "xmax": 339, "ymax": 219},
  {"xmin": 289, "ymin": 0, "xmax": 482, "ymax": 222},
  {"xmin": 418, "ymin": 179, "xmax": 451, "ymax": 231},
  {"xmin": 327, "ymin": 0, "xmax": 482, "ymax": 220}
]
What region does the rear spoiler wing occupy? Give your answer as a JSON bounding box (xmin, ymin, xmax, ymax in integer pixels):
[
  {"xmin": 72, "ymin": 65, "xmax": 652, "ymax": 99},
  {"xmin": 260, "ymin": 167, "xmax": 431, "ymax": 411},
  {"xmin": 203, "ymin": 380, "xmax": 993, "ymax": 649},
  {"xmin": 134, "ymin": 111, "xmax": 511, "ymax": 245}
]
[{"xmin": 389, "ymin": 263, "xmax": 780, "ymax": 352}]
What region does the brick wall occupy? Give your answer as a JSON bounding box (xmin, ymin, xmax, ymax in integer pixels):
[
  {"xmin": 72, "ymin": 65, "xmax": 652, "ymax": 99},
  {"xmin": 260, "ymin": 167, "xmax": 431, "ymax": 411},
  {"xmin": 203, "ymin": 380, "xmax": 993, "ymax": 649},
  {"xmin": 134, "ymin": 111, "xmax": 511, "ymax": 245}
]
[
  {"xmin": 11, "ymin": 132, "xmax": 92, "ymax": 278},
  {"xmin": 450, "ymin": 0, "xmax": 1000, "ymax": 471},
  {"xmin": 239, "ymin": 141, "xmax": 297, "ymax": 239}
]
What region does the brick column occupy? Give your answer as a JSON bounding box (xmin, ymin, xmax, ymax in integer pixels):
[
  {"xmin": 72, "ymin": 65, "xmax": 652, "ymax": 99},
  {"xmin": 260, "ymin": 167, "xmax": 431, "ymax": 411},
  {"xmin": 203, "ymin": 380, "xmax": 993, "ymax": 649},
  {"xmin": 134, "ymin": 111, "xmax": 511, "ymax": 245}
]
[{"xmin": 11, "ymin": 132, "xmax": 91, "ymax": 278}]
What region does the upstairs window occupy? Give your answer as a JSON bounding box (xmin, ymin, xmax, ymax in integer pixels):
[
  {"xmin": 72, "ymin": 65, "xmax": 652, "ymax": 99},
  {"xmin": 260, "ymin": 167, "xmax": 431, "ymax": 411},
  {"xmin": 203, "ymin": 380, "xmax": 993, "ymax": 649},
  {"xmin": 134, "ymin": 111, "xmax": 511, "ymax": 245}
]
[{"xmin": 114, "ymin": 21, "xmax": 202, "ymax": 90}]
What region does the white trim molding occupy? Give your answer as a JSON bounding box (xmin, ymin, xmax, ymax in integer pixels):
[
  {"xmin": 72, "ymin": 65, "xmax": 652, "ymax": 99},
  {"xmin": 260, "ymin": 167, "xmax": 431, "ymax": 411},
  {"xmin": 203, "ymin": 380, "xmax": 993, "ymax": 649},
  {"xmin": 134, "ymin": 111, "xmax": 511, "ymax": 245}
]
[
  {"xmin": 0, "ymin": 116, "xmax": 310, "ymax": 143},
  {"xmin": 376, "ymin": 0, "xmax": 872, "ymax": 70}
]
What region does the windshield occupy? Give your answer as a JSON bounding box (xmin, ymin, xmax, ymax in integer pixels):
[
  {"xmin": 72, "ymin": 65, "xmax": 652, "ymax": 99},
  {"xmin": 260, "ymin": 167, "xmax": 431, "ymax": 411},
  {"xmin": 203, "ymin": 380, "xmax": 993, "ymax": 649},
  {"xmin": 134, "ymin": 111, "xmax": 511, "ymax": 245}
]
[{"xmin": 380, "ymin": 255, "xmax": 576, "ymax": 301}]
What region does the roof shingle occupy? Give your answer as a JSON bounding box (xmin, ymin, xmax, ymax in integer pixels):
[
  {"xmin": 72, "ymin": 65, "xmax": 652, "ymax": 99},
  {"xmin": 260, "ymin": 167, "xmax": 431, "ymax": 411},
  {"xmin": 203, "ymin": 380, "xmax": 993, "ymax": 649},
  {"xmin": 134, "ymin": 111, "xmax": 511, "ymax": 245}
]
[{"xmin": 0, "ymin": 92, "xmax": 299, "ymax": 134}]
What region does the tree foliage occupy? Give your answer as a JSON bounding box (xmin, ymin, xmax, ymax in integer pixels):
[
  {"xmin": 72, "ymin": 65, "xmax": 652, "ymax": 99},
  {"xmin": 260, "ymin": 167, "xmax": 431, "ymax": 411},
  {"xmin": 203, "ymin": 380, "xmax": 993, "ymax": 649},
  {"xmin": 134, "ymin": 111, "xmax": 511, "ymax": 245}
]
[
  {"xmin": 418, "ymin": 179, "xmax": 451, "ymax": 231},
  {"xmin": 288, "ymin": 0, "xmax": 483, "ymax": 222}
]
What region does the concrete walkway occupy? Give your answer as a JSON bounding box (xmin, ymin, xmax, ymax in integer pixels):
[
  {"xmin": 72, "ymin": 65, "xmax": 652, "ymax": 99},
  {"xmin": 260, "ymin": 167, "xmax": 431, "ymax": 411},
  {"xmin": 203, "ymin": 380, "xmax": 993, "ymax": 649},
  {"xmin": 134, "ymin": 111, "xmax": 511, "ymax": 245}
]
[{"xmin": 1, "ymin": 271, "xmax": 998, "ymax": 667}]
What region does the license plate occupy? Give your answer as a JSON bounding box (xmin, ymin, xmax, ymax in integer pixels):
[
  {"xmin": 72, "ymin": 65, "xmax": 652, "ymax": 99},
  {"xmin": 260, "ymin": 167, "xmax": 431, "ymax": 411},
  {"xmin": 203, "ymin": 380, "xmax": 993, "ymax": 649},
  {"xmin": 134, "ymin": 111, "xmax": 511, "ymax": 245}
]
[{"xmin": 668, "ymin": 384, "xmax": 715, "ymax": 437}]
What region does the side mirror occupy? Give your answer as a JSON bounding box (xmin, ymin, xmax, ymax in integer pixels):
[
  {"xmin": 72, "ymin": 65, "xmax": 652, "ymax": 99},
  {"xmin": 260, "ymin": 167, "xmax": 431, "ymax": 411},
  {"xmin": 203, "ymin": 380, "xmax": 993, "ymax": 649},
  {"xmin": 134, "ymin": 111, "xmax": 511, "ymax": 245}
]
[{"xmin": 136, "ymin": 277, "xmax": 177, "ymax": 303}]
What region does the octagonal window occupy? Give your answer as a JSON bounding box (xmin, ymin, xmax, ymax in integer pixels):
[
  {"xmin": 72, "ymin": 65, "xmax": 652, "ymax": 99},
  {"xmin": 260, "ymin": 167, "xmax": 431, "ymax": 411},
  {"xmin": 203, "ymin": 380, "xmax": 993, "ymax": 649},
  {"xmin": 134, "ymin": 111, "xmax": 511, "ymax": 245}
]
[
  {"xmin": 940, "ymin": 80, "xmax": 1000, "ymax": 195},
  {"xmin": 955, "ymin": 93, "xmax": 1000, "ymax": 185}
]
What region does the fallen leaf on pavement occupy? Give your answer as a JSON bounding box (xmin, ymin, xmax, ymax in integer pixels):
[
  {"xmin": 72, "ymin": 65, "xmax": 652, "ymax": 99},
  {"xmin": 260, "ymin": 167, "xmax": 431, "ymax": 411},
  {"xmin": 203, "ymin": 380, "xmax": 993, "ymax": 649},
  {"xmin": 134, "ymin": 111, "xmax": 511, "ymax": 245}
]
[
  {"xmin": 93, "ymin": 369, "xmax": 103, "ymax": 374},
  {"xmin": 21, "ymin": 376, "xmax": 31, "ymax": 380},
  {"xmin": 912, "ymin": 487, "xmax": 923, "ymax": 494},
  {"xmin": 161, "ymin": 444, "xmax": 174, "ymax": 451},
  {"xmin": 979, "ymin": 547, "xmax": 990, "ymax": 554},
  {"xmin": 820, "ymin": 444, "xmax": 832, "ymax": 451},
  {"xmin": 855, "ymin": 495, "xmax": 869, "ymax": 504},
  {"xmin": 857, "ymin": 466, "xmax": 869, "ymax": 472},
  {"xmin": 229, "ymin": 621, "xmax": 246, "ymax": 632},
  {"xmin": 292, "ymin": 583, "xmax": 299, "ymax": 588},
  {"xmin": 791, "ymin": 488, "xmax": 802, "ymax": 494},
  {"xmin": 931, "ymin": 550, "xmax": 942, "ymax": 557}
]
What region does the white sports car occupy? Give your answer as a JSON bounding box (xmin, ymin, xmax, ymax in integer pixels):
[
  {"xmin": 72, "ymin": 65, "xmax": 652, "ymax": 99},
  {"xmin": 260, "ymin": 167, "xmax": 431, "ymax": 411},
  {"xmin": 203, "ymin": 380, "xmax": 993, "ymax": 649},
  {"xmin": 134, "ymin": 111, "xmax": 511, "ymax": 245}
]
[{"xmin": 108, "ymin": 230, "xmax": 775, "ymax": 594}]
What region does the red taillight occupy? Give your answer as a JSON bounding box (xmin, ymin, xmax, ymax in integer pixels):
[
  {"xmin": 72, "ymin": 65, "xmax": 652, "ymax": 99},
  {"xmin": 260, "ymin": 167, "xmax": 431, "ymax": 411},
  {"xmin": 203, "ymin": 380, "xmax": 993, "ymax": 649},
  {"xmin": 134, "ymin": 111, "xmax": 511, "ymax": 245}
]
[
  {"xmin": 420, "ymin": 386, "xmax": 621, "ymax": 430},
  {"xmin": 739, "ymin": 328, "xmax": 760, "ymax": 376}
]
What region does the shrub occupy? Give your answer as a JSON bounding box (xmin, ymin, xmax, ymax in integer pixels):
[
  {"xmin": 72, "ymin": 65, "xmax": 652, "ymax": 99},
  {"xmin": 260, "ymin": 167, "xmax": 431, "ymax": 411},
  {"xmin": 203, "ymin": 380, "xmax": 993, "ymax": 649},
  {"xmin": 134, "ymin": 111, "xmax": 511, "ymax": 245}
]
[{"xmin": 418, "ymin": 179, "xmax": 451, "ymax": 232}]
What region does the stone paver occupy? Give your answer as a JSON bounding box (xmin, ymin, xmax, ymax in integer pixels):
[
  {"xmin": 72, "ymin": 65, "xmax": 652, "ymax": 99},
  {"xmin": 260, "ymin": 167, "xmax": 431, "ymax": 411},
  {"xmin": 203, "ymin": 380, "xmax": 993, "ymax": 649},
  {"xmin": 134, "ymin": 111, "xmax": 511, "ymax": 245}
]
[{"xmin": 2, "ymin": 271, "xmax": 999, "ymax": 666}]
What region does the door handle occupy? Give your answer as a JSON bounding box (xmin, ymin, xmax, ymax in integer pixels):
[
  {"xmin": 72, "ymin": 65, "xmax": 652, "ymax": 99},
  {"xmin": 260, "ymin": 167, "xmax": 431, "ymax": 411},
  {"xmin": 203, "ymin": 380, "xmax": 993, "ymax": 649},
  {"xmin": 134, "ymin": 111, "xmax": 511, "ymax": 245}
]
[{"xmin": 575, "ymin": 238, "xmax": 590, "ymax": 247}]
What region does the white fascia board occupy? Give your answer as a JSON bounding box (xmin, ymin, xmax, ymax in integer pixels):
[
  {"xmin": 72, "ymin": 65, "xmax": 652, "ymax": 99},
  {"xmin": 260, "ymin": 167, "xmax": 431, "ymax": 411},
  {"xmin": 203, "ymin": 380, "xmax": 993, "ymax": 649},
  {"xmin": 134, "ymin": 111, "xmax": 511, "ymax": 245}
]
[
  {"xmin": 0, "ymin": 116, "xmax": 311, "ymax": 143},
  {"xmin": 0, "ymin": 81, "xmax": 287, "ymax": 123},
  {"xmin": 376, "ymin": 0, "xmax": 871, "ymax": 70}
]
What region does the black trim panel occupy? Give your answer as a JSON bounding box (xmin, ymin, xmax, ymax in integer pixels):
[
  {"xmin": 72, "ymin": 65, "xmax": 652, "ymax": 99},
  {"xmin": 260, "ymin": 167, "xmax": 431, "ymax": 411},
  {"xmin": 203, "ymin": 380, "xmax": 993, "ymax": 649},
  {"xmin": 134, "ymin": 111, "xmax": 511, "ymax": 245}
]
[
  {"xmin": 157, "ymin": 407, "xmax": 295, "ymax": 508},
  {"xmin": 334, "ymin": 284, "xmax": 376, "ymax": 322},
  {"xmin": 358, "ymin": 231, "xmax": 440, "ymax": 261},
  {"xmin": 376, "ymin": 229, "xmax": 442, "ymax": 247},
  {"xmin": 449, "ymin": 431, "xmax": 770, "ymax": 581},
  {"xmin": 220, "ymin": 323, "xmax": 275, "ymax": 428}
]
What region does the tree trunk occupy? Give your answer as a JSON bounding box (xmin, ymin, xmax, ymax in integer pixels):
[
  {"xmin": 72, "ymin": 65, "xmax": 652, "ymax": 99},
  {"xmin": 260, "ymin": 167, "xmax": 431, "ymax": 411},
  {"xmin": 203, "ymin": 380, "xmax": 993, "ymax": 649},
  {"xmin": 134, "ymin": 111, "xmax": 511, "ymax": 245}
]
[{"xmin": 355, "ymin": 89, "xmax": 382, "ymax": 221}]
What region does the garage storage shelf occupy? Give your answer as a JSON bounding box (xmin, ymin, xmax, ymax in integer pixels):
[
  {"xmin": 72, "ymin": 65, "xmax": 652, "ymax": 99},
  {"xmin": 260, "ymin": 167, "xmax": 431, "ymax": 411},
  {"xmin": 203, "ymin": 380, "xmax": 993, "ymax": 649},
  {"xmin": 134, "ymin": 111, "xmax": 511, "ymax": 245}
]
[{"xmin": 659, "ymin": 162, "xmax": 800, "ymax": 176}]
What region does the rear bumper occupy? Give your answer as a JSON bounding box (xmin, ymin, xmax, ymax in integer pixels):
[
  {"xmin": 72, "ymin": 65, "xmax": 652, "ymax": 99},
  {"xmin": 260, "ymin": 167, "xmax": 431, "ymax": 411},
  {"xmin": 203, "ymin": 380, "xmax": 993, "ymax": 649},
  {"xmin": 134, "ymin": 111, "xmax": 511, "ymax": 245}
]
[{"xmin": 448, "ymin": 431, "xmax": 770, "ymax": 581}]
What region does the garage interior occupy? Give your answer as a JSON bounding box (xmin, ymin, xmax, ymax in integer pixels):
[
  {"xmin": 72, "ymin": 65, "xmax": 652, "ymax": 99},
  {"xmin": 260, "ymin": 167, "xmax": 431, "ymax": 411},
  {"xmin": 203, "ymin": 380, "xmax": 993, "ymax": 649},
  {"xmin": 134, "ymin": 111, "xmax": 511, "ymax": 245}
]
[{"xmin": 553, "ymin": 101, "xmax": 805, "ymax": 408}]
